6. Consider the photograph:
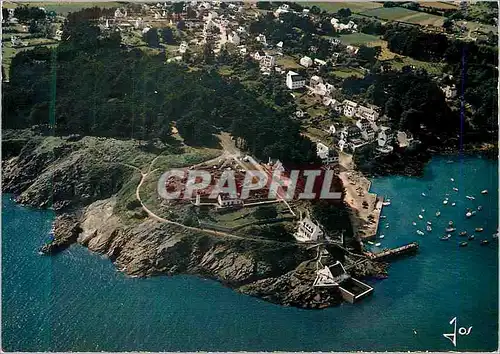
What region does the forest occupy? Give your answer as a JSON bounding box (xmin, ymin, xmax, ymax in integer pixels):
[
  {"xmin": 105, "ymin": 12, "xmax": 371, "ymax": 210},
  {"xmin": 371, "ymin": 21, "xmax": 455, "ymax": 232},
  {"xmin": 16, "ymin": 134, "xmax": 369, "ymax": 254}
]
[{"xmin": 2, "ymin": 11, "xmax": 318, "ymax": 166}]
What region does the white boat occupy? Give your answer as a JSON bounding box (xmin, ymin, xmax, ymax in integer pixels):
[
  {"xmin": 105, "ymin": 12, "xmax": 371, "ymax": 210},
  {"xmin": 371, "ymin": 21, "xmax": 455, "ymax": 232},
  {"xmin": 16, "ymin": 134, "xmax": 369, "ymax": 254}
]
[
  {"xmin": 375, "ymin": 243, "xmax": 381, "ymax": 247},
  {"xmin": 418, "ymin": 215, "xmax": 423, "ymax": 219},
  {"xmin": 450, "ymin": 178, "xmax": 455, "ymax": 182},
  {"xmin": 451, "ymin": 202, "xmax": 456, "ymax": 207},
  {"xmin": 427, "ymin": 221, "xmax": 432, "ymax": 225},
  {"xmin": 453, "ymin": 187, "xmax": 459, "ymax": 192},
  {"xmin": 381, "ymin": 215, "xmax": 387, "ymax": 219},
  {"xmin": 435, "ymin": 211, "xmax": 441, "ymax": 217},
  {"xmin": 417, "ymin": 230, "xmax": 425, "ymax": 236},
  {"xmin": 443, "ymin": 200, "xmax": 448, "ymax": 205},
  {"xmin": 421, "ymin": 209, "xmax": 425, "ymax": 213},
  {"xmin": 471, "ymin": 210, "xmax": 477, "ymax": 216},
  {"xmin": 385, "ymin": 224, "xmax": 390, "ymax": 229},
  {"xmin": 466, "ymin": 211, "xmax": 472, "ymax": 218},
  {"xmin": 368, "ymin": 241, "xmax": 374, "ymax": 245},
  {"xmin": 426, "ymin": 225, "xmax": 432, "ymax": 232},
  {"xmin": 481, "ymin": 190, "xmax": 488, "ymax": 195},
  {"xmin": 412, "ymin": 222, "xmax": 417, "ymax": 226},
  {"xmin": 421, "ymin": 193, "xmax": 426, "ymax": 197},
  {"xmin": 466, "ymin": 195, "xmax": 475, "ymax": 200},
  {"xmin": 382, "ymin": 201, "xmax": 391, "ymax": 206},
  {"xmin": 380, "ymin": 235, "xmax": 385, "ymax": 239},
  {"xmin": 448, "ymin": 221, "xmax": 454, "ymax": 226},
  {"xmin": 477, "ymin": 205, "xmax": 483, "ymax": 211}
]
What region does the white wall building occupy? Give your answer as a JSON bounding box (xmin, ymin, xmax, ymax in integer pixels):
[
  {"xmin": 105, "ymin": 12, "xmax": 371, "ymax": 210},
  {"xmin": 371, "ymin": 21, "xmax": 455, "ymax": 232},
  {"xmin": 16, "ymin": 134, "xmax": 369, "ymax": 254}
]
[
  {"xmin": 343, "ymin": 100, "xmax": 358, "ymax": 117},
  {"xmin": 286, "ymin": 71, "xmax": 306, "ymax": 90},
  {"xmin": 300, "ymin": 55, "xmax": 313, "ymax": 67},
  {"xmin": 217, "ymin": 193, "xmax": 243, "ymax": 208},
  {"xmin": 295, "ymin": 217, "xmax": 324, "ymax": 242}
]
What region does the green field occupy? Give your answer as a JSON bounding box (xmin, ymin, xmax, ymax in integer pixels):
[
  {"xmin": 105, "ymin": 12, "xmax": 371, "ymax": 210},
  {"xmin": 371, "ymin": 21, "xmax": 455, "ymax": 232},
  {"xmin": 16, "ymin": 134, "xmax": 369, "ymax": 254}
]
[
  {"xmin": 7, "ymin": 2, "xmax": 122, "ymax": 15},
  {"xmin": 385, "ymin": 56, "xmax": 444, "ymax": 75},
  {"xmin": 332, "ymin": 67, "xmax": 365, "ymax": 79},
  {"xmin": 360, "ymin": 7, "xmax": 444, "ymax": 26},
  {"xmin": 339, "ymin": 32, "xmax": 381, "ymax": 46},
  {"xmin": 305, "ymin": 2, "xmax": 382, "ymax": 13}
]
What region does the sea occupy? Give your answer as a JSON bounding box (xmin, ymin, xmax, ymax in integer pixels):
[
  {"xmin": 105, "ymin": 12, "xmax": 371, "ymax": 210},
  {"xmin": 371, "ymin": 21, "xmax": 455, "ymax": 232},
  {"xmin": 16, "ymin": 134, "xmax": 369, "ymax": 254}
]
[{"xmin": 2, "ymin": 155, "xmax": 498, "ymax": 352}]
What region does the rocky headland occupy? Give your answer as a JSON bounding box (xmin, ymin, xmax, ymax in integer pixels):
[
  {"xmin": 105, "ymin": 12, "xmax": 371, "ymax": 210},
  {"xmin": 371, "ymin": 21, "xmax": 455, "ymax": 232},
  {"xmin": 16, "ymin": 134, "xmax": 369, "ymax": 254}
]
[{"xmin": 2, "ymin": 129, "xmax": 387, "ymax": 309}]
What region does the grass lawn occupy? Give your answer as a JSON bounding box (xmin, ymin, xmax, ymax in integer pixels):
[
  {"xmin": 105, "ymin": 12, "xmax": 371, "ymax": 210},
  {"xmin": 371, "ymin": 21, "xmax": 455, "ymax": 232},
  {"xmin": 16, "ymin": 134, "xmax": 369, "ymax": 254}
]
[
  {"xmin": 276, "ymin": 55, "xmax": 301, "ymax": 70},
  {"xmin": 331, "ymin": 67, "xmax": 365, "ymax": 79},
  {"xmin": 305, "ymin": 1, "xmax": 382, "ymax": 13},
  {"xmin": 419, "ymin": 1, "xmax": 458, "ymax": 10},
  {"xmin": 339, "ymin": 32, "xmax": 381, "ymax": 46},
  {"xmin": 385, "ymin": 56, "xmax": 444, "ymax": 75},
  {"xmin": 360, "ymin": 7, "xmax": 443, "ymax": 26}
]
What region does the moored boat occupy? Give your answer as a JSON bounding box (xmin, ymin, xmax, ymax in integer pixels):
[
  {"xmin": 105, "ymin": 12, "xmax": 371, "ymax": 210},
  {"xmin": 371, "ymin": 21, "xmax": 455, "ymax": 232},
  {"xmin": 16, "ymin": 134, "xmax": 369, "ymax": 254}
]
[
  {"xmin": 416, "ymin": 230, "xmax": 425, "ymax": 236},
  {"xmin": 481, "ymin": 240, "xmax": 490, "ymax": 245},
  {"xmin": 450, "ymin": 178, "xmax": 455, "ymax": 182},
  {"xmin": 412, "ymin": 222, "xmax": 417, "ymax": 226},
  {"xmin": 451, "ymin": 202, "xmax": 456, "ymax": 206},
  {"xmin": 427, "ymin": 221, "xmax": 432, "ymax": 225},
  {"xmin": 446, "ymin": 227, "xmax": 456, "ymax": 232},
  {"xmin": 465, "ymin": 211, "xmax": 472, "ymax": 218},
  {"xmin": 382, "ymin": 201, "xmax": 391, "ymax": 206},
  {"xmin": 375, "ymin": 243, "xmax": 381, "ymax": 247},
  {"xmin": 443, "ymin": 200, "xmax": 448, "ymax": 205},
  {"xmin": 475, "ymin": 227, "xmax": 484, "ymax": 232},
  {"xmin": 477, "ymin": 205, "xmax": 483, "ymax": 211},
  {"xmin": 418, "ymin": 214, "xmax": 423, "ymax": 219},
  {"xmin": 421, "ymin": 193, "xmax": 426, "ymax": 197},
  {"xmin": 466, "ymin": 195, "xmax": 475, "ymax": 200},
  {"xmin": 448, "ymin": 221, "xmax": 454, "ymax": 226},
  {"xmin": 481, "ymin": 190, "xmax": 488, "ymax": 195},
  {"xmin": 426, "ymin": 225, "xmax": 432, "ymax": 232},
  {"xmin": 468, "ymin": 235, "xmax": 475, "ymax": 240},
  {"xmin": 440, "ymin": 235, "xmax": 451, "ymax": 241},
  {"xmin": 459, "ymin": 241, "xmax": 468, "ymax": 247},
  {"xmin": 459, "ymin": 231, "xmax": 467, "ymax": 237},
  {"xmin": 453, "ymin": 187, "xmax": 459, "ymax": 192},
  {"xmin": 435, "ymin": 211, "xmax": 441, "ymax": 217},
  {"xmin": 379, "ymin": 235, "xmax": 385, "ymax": 239},
  {"xmin": 368, "ymin": 241, "xmax": 374, "ymax": 245}
]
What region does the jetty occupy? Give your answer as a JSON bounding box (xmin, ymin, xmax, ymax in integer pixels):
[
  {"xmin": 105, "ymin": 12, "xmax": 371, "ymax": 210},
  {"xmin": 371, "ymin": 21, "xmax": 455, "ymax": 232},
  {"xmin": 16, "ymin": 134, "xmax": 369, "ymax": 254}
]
[{"xmin": 366, "ymin": 242, "xmax": 419, "ymax": 261}]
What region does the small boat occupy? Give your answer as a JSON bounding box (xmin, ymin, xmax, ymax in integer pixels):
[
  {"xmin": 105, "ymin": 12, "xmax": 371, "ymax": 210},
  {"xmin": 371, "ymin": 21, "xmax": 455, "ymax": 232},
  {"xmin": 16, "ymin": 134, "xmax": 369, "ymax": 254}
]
[
  {"xmin": 368, "ymin": 241, "xmax": 374, "ymax": 245},
  {"xmin": 448, "ymin": 221, "xmax": 454, "ymax": 226},
  {"xmin": 412, "ymin": 222, "xmax": 417, "ymax": 226},
  {"xmin": 440, "ymin": 235, "xmax": 451, "ymax": 241},
  {"xmin": 450, "ymin": 178, "xmax": 455, "ymax": 182},
  {"xmin": 381, "ymin": 215, "xmax": 387, "ymax": 219},
  {"xmin": 375, "ymin": 243, "xmax": 381, "ymax": 247},
  {"xmin": 468, "ymin": 235, "xmax": 475, "ymax": 240},
  {"xmin": 416, "ymin": 230, "xmax": 425, "ymax": 236},
  {"xmin": 481, "ymin": 240, "xmax": 490, "ymax": 245},
  {"xmin": 443, "ymin": 200, "xmax": 448, "ymax": 205},
  {"xmin": 435, "ymin": 211, "xmax": 441, "ymax": 217},
  {"xmin": 453, "ymin": 187, "xmax": 459, "ymax": 192},
  {"xmin": 459, "ymin": 241, "xmax": 468, "ymax": 247},
  {"xmin": 446, "ymin": 227, "xmax": 456, "ymax": 232},
  {"xmin": 465, "ymin": 211, "xmax": 472, "ymax": 218},
  {"xmin": 379, "ymin": 235, "xmax": 385, "ymax": 239},
  {"xmin": 385, "ymin": 224, "xmax": 390, "ymax": 229},
  {"xmin": 451, "ymin": 202, "xmax": 456, "ymax": 206},
  {"xmin": 481, "ymin": 190, "xmax": 488, "ymax": 195},
  {"xmin": 477, "ymin": 205, "xmax": 483, "ymax": 211},
  {"xmin": 466, "ymin": 195, "xmax": 475, "ymax": 200},
  {"xmin": 459, "ymin": 231, "xmax": 467, "ymax": 237},
  {"xmin": 382, "ymin": 201, "xmax": 391, "ymax": 206},
  {"xmin": 426, "ymin": 225, "xmax": 432, "ymax": 232},
  {"xmin": 475, "ymin": 227, "xmax": 484, "ymax": 232},
  {"xmin": 427, "ymin": 221, "xmax": 432, "ymax": 225},
  {"xmin": 418, "ymin": 215, "xmax": 423, "ymax": 219},
  {"xmin": 386, "ymin": 198, "xmax": 391, "ymax": 202},
  {"xmin": 421, "ymin": 209, "xmax": 425, "ymax": 213},
  {"xmin": 421, "ymin": 193, "xmax": 426, "ymax": 197},
  {"xmin": 471, "ymin": 210, "xmax": 477, "ymax": 216}
]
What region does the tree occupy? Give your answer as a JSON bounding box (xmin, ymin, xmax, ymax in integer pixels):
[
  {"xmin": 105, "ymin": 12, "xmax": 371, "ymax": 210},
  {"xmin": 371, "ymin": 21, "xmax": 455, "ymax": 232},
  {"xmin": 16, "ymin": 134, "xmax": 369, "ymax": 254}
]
[
  {"xmin": 310, "ymin": 5, "xmax": 321, "ymax": 15},
  {"xmin": 2, "ymin": 8, "xmax": 9, "ymax": 23},
  {"xmin": 143, "ymin": 28, "xmax": 160, "ymax": 47},
  {"xmin": 172, "ymin": 2, "xmax": 184, "ymax": 14},
  {"xmin": 337, "ymin": 8, "xmax": 351, "ymax": 18},
  {"xmin": 442, "ymin": 18, "xmax": 453, "ymax": 32},
  {"xmin": 254, "ymin": 205, "xmax": 278, "ymax": 220},
  {"xmin": 161, "ymin": 27, "xmax": 176, "ymax": 44}
]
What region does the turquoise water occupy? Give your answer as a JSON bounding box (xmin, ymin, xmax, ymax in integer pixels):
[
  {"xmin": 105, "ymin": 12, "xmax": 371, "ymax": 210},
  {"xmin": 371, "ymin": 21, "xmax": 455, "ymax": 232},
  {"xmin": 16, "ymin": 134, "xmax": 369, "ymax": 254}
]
[{"xmin": 2, "ymin": 156, "xmax": 498, "ymax": 351}]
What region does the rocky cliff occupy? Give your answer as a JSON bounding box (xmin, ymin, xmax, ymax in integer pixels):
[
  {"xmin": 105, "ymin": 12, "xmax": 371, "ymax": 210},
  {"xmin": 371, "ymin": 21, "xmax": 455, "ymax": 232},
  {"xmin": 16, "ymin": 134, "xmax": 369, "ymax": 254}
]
[{"xmin": 3, "ymin": 130, "xmax": 387, "ymax": 309}]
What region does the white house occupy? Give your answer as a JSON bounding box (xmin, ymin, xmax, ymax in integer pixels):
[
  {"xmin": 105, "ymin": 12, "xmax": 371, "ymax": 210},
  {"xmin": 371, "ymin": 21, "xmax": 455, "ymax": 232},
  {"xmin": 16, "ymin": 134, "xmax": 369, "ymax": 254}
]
[
  {"xmin": 317, "ymin": 142, "xmax": 339, "ymax": 164},
  {"xmin": 346, "ymin": 45, "xmax": 359, "ymax": 55},
  {"xmin": 343, "ymin": 100, "xmax": 358, "ymax": 117},
  {"xmin": 256, "ymin": 34, "xmax": 267, "ymax": 45},
  {"xmin": 253, "ymin": 50, "xmax": 266, "ymax": 61},
  {"xmin": 441, "ymin": 84, "xmax": 457, "ymax": 99},
  {"xmin": 310, "ymin": 75, "xmax": 323, "ymax": 87},
  {"xmin": 217, "ymin": 193, "xmax": 243, "ymax": 208},
  {"xmin": 286, "ymin": 71, "xmax": 306, "ymax": 90},
  {"xmin": 294, "ymin": 217, "xmax": 324, "ymax": 242},
  {"xmin": 261, "ymin": 54, "xmax": 275, "ymax": 69},
  {"xmin": 314, "ymin": 58, "xmax": 327, "ymax": 66},
  {"xmin": 227, "ymin": 31, "xmax": 240, "ymax": 45},
  {"xmin": 300, "ymin": 55, "xmax": 313, "ymax": 67},
  {"xmin": 179, "ymin": 41, "xmax": 188, "ymax": 54},
  {"xmin": 356, "ymin": 105, "xmax": 379, "ymax": 121}
]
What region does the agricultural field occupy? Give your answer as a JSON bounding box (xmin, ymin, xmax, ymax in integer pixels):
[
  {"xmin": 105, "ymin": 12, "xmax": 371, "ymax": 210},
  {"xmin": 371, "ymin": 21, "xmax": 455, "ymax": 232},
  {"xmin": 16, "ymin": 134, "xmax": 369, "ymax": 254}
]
[
  {"xmin": 339, "ymin": 32, "xmax": 381, "ymax": 46},
  {"xmin": 305, "ymin": 2, "xmax": 382, "ymax": 14},
  {"xmin": 418, "ymin": 1, "xmax": 458, "ymax": 10},
  {"xmin": 360, "ymin": 7, "xmax": 444, "ymax": 26},
  {"xmin": 4, "ymin": 1, "xmax": 122, "ymax": 15},
  {"xmin": 331, "ymin": 67, "xmax": 365, "ymax": 79}
]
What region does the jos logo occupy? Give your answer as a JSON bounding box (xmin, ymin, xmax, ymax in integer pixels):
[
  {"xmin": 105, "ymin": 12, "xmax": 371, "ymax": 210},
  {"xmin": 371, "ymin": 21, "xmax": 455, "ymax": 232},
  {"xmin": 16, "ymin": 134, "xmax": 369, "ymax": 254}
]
[{"xmin": 443, "ymin": 317, "xmax": 472, "ymax": 347}]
